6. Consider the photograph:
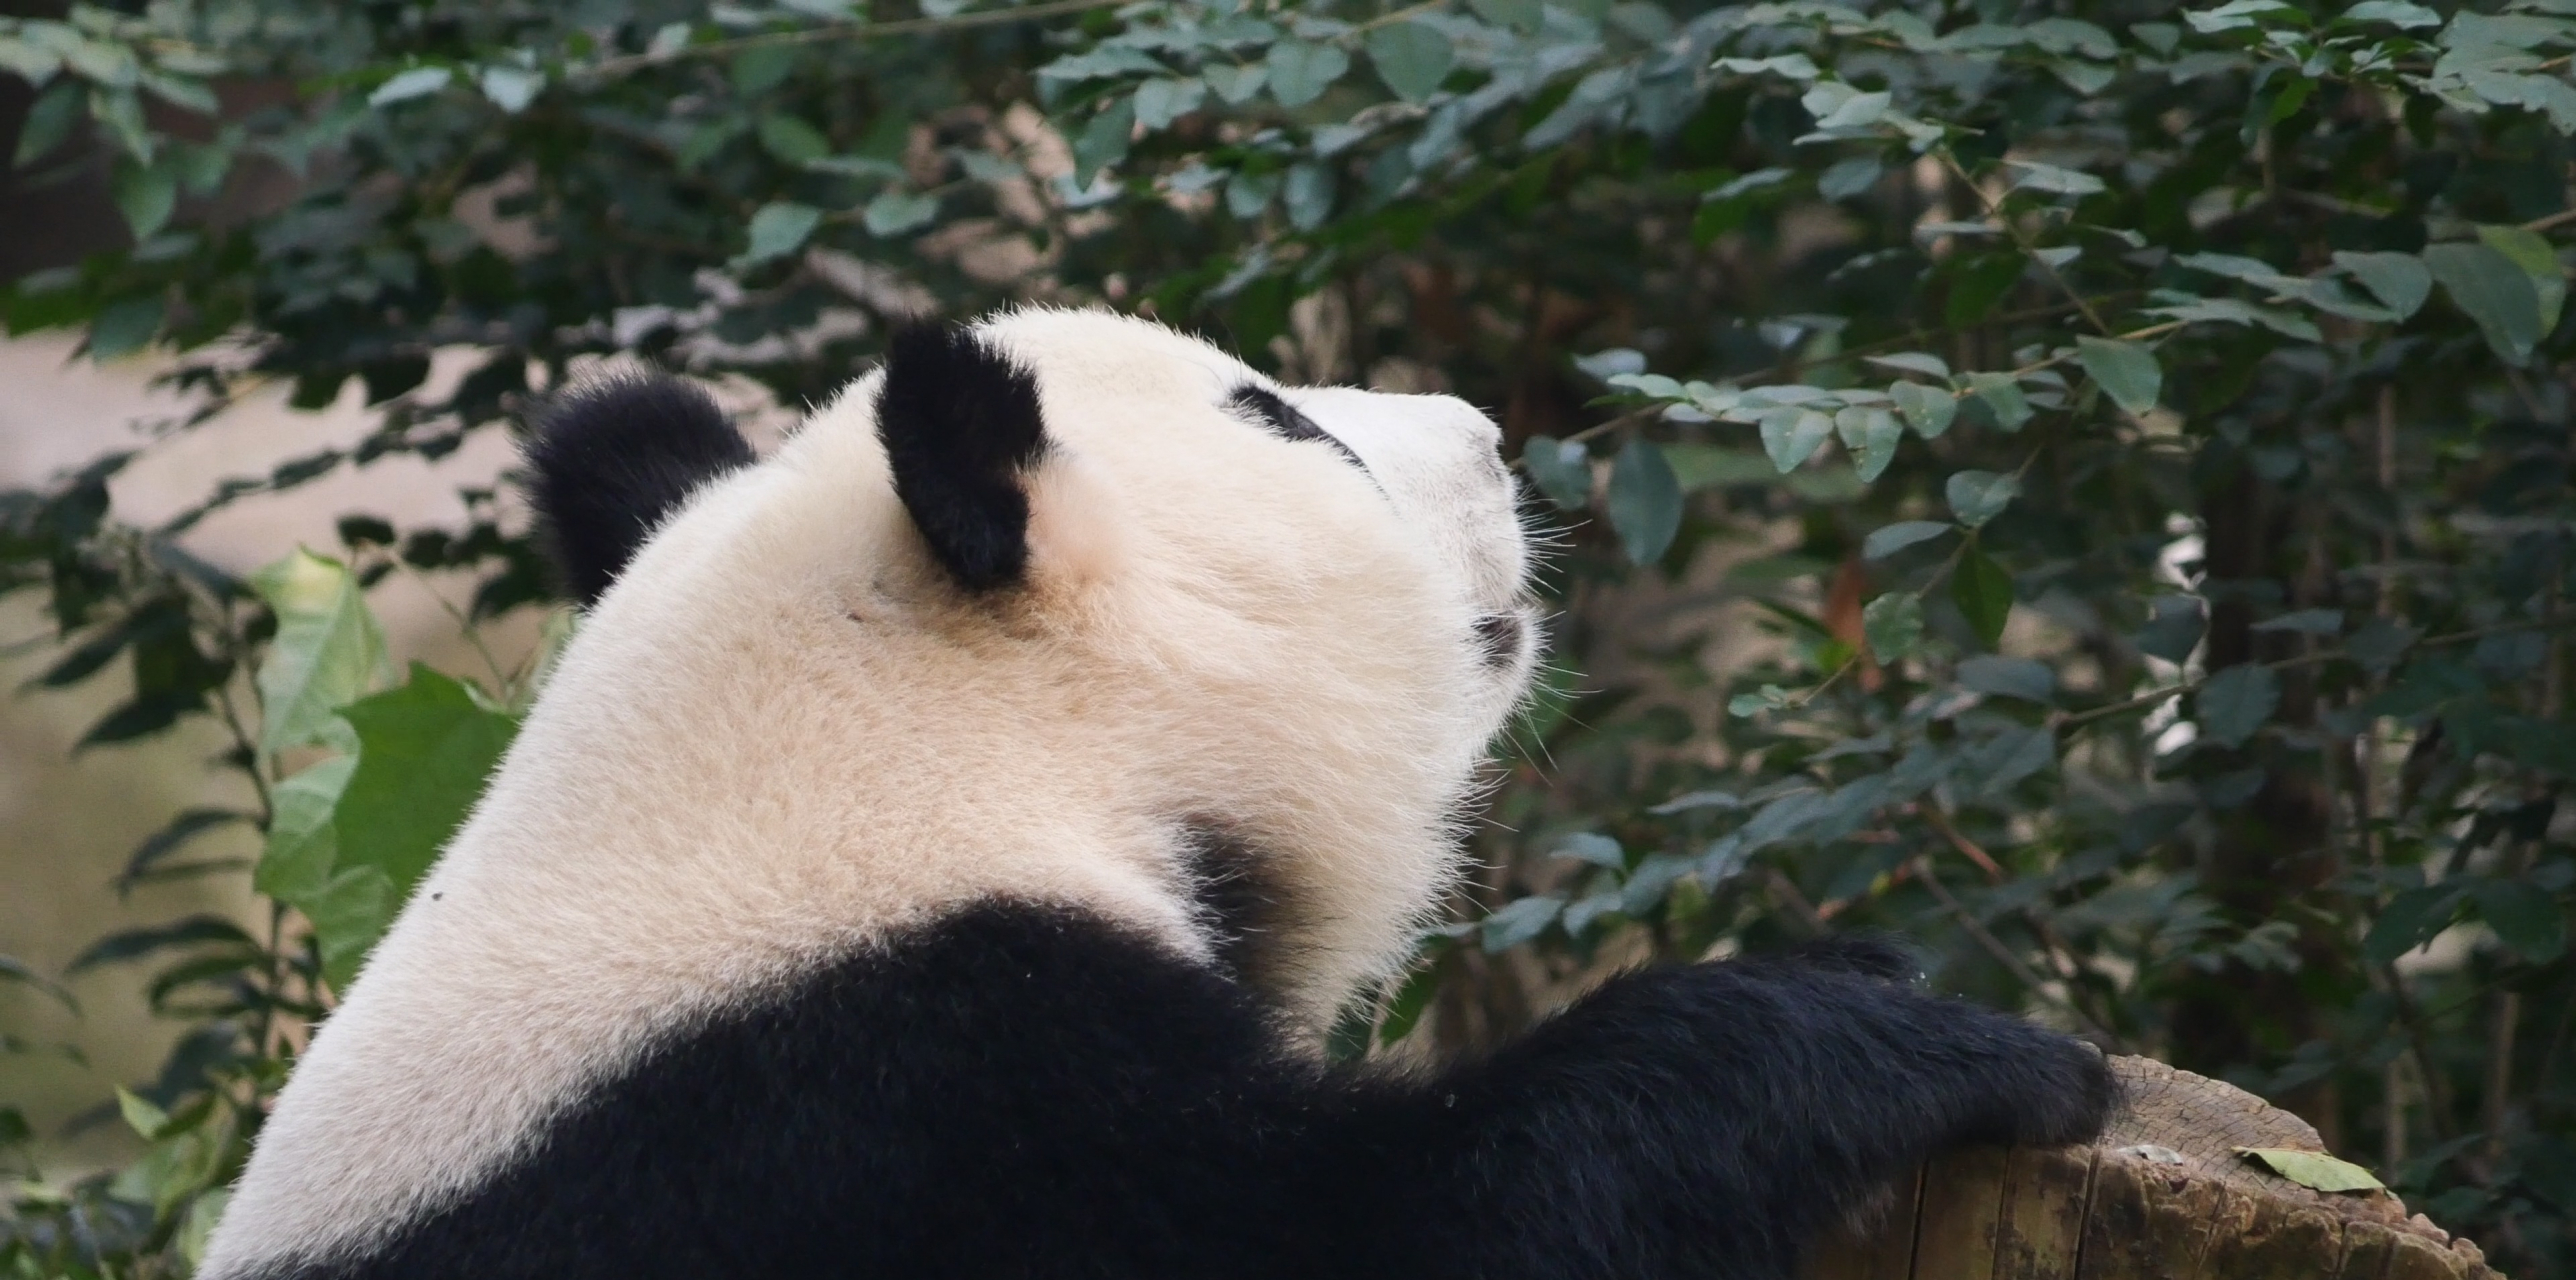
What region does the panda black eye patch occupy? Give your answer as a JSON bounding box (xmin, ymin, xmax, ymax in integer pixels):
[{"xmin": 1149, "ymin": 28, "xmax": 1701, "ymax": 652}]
[{"xmin": 1226, "ymin": 385, "xmax": 1364, "ymax": 470}]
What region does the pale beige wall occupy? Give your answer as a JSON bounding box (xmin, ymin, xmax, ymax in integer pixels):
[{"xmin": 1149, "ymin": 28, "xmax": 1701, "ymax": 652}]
[{"xmin": 0, "ymin": 337, "xmax": 531, "ymax": 1173}]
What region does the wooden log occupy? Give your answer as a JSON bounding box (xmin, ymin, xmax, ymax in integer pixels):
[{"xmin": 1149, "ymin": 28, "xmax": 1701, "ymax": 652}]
[{"xmin": 1802, "ymin": 1057, "xmax": 2503, "ymax": 1280}]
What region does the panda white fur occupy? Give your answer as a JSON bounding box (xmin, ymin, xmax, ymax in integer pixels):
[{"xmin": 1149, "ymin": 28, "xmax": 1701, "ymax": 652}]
[{"xmin": 201, "ymin": 308, "xmax": 2113, "ymax": 1280}]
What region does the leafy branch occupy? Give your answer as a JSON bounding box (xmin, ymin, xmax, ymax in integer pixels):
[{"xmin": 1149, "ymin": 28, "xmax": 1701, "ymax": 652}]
[{"xmin": 572, "ymin": 0, "xmax": 1132, "ymax": 81}]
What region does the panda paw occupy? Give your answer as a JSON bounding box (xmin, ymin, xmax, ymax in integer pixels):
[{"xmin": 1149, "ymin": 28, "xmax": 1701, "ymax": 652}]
[
  {"xmin": 1995, "ymin": 1027, "xmax": 2120, "ymax": 1150},
  {"xmin": 1724, "ymin": 946, "xmax": 2122, "ymax": 1152}
]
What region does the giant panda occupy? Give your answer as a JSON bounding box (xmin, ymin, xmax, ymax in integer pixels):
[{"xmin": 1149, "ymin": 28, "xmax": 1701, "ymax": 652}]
[{"xmin": 201, "ymin": 308, "xmax": 2115, "ymax": 1280}]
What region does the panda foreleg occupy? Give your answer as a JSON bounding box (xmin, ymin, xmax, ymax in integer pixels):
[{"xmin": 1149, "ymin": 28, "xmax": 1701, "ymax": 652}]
[{"xmin": 1348, "ymin": 936, "xmax": 2118, "ymax": 1280}]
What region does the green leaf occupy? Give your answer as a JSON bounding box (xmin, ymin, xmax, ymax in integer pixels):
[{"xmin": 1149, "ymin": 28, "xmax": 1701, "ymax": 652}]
[
  {"xmin": 732, "ymin": 44, "xmax": 798, "ymax": 93},
  {"xmin": 2077, "ymin": 337, "xmax": 2163, "ymax": 414},
  {"xmin": 333, "ymin": 665, "xmax": 521, "ymax": 904},
  {"xmin": 2339, "ymin": 0, "xmax": 2440, "ymax": 27},
  {"xmin": 1283, "ymin": 162, "xmax": 1334, "ymax": 229},
  {"xmin": 1834, "ymin": 406, "xmax": 1903, "ymax": 482},
  {"xmin": 738, "ymin": 201, "xmax": 823, "ymax": 264},
  {"xmin": 115, "ymin": 1088, "xmax": 169, "ymax": 1141},
  {"xmin": 758, "ymin": 114, "xmax": 832, "ymax": 165},
  {"xmin": 1132, "ymin": 77, "xmax": 1207, "ymax": 131},
  {"xmin": 2143, "ymin": 296, "xmax": 2322, "ymax": 341},
  {"xmin": 14, "ymin": 81, "xmax": 83, "ymax": 166},
  {"xmin": 2236, "ymin": 1149, "xmax": 2386, "ymax": 1194},
  {"xmin": 1965, "ymin": 372, "xmax": 2032, "ymax": 431},
  {"xmin": 1606, "ymin": 439, "xmax": 1683, "ymax": 565},
  {"xmin": 1036, "ymin": 46, "xmax": 1166, "ymax": 83},
  {"xmin": 1226, "ymin": 170, "xmax": 1280, "ymax": 219},
  {"xmin": 368, "ymin": 66, "xmax": 454, "ymax": 107},
  {"xmin": 1760, "ymin": 407, "xmax": 1834, "ymax": 471},
  {"xmin": 248, "ymin": 550, "xmax": 389, "ymax": 759},
  {"xmin": 1073, "ymin": 95, "xmax": 1135, "ymax": 185},
  {"xmin": 306, "ymin": 866, "xmax": 394, "ymax": 990},
  {"xmin": 1959, "ymin": 655, "xmax": 2057, "ymax": 702},
  {"xmin": 2187, "ymin": 0, "xmax": 2298, "ymax": 32},
  {"xmin": 862, "ymin": 190, "xmax": 939, "ymax": 237},
  {"xmin": 1649, "ymin": 789, "xmax": 1742, "ymax": 815},
  {"xmin": 1964, "ymin": 725, "xmax": 2057, "ymax": 797},
  {"xmin": 1946, "ymin": 252, "xmax": 2028, "ymax": 325},
  {"xmin": 1863, "ymin": 592, "xmax": 1924, "ymax": 663},
  {"xmin": 1366, "ymin": 22, "xmax": 1454, "ymax": 102},
  {"xmin": 2197, "ymin": 664, "xmax": 2280, "ymax": 748},
  {"xmin": 1945, "ymin": 469, "xmax": 2019, "ymax": 528},
  {"xmin": 178, "ymin": 1187, "xmax": 228, "ymax": 1269},
  {"xmin": 2009, "ymin": 160, "xmax": 2106, "ymax": 195},
  {"xmin": 1268, "ymin": 40, "xmax": 1349, "ymax": 107},
  {"xmin": 1715, "ymin": 53, "xmax": 1820, "ymax": 80},
  {"xmin": 2477, "ymin": 223, "xmax": 2565, "ymax": 335},
  {"xmin": 2346, "ymin": 617, "xmax": 2418, "ymax": 673},
  {"xmin": 1661, "ymin": 445, "xmax": 1775, "ymax": 492},
  {"xmin": 1204, "ymin": 63, "xmax": 1267, "ymax": 104},
  {"xmin": 1817, "ymin": 156, "xmax": 1883, "ymax": 202},
  {"xmin": 2332, "ymin": 251, "xmax": 2432, "ymax": 319},
  {"xmin": 1480, "ymin": 895, "xmax": 1563, "ymax": 951},
  {"xmin": 256, "ymin": 753, "xmax": 356, "ymax": 902},
  {"xmin": 476, "ymin": 65, "xmax": 544, "ymax": 113},
  {"xmin": 0, "ymin": 35, "xmax": 63, "ymax": 87},
  {"xmin": 2136, "ymin": 595, "xmax": 2207, "ymax": 663},
  {"xmin": 1520, "ymin": 436, "xmax": 1591, "ymax": 509},
  {"xmin": 1864, "ymin": 520, "xmax": 1952, "ymax": 560},
  {"xmin": 1469, "ymin": 0, "xmax": 1544, "ymax": 28},
  {"xmin": 1867, "ymin": 352, "xmax": 1951, "ymax": 379},
  {"xmin": 1891, "ymin": 381, "xmax": 1958, "ymax": 438},
  {"xmin": 1802, "ymin": 82, "xmax": 1891, "ymax": 129},
  {"xmin": 111, "ymin": 159, "xmax": 175, "ymax": 240},
  {"xmin": 1952, "ymin": 547, "xmax": 2013, "ymax": 648},
  {"xmin": 86, "ymin": 295, "xmax": 165, "ymax": 361},
  {"xmin": 90, "ymin": 87, "xmax": 153, "ymax": 164},
  {"xmin": 2425, "ymin": 242, "xmax": 2545, "ymax": 364},
  {"xmin": 2365, "ymin": 886, "xmax": 2463, "ymax": 965},
  {"xmin": 2472, "ymin": 880, "xmax": 2566, "ymax": 963},
  {"xmin": 1551, "ymin": 832, "xmax": 1626, "ymax": 868},
  {"xmin": 2251, "ymin": 607, "xmax": 2343, "ymax": 636},
  {"xmin": 1375, "ymin": 952, "xmax": 1448, "ymax": 1046}
]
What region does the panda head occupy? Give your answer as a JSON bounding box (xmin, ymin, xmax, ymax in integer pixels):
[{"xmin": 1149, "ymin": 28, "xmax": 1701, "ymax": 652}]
[{"xmin": 520, "ymin": 308, "xmax": 1537, "ymax": 1031}]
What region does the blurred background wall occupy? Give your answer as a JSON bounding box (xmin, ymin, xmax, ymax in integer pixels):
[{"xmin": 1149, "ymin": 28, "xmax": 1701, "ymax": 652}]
[{"xmin": 0, "ymin": 336, "xmax": 528, "ymax": 1173}]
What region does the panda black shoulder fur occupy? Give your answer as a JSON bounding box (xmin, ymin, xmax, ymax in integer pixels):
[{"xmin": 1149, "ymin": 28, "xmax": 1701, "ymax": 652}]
[{"xmin": 202, "ymin": 309, "xmax": 2115, "ymax": 1280}]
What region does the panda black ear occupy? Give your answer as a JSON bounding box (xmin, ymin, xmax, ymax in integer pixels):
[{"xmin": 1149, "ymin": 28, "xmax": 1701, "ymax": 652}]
[
  {"xmin": 524, "ymin": 373, "xmax": 754, "ymax": 607},
  {"xmin": 876, "ymin": 324, "xmax": 1048, "ymax": 591}
]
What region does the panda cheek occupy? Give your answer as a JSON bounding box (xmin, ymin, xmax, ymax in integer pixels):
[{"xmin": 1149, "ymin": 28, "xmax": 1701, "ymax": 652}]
[{"xmin": 1472, "ymin": 612, "xmax": 1526, "ymax": 670}]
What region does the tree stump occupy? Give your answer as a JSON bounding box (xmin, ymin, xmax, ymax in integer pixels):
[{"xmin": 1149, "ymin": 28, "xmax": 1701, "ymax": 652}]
[{"xmin": 1801, "ymin": 1056, "xmax": 2503, "ymax": 1280}]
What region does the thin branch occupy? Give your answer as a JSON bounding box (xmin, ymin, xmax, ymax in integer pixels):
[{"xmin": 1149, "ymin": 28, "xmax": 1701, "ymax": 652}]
[
  {"xmin": 1912, "ymin": 856, "xmax": 2125, "ymax": 1049},
  {"xmin": 578, "ymin": 0, "xmax": 1452, "ymax": 84},
  {"xmin": 2057, "ymin": 612, "xmax": 2576, "ymax": 729},
  {"xmin": 1917, "ymin": 804, "xmax": 2004, "ymax": 880},
  {"xmin": 1348, "ymin": 0, "xmax": 1454, "ymax": 34},
  {"xmin": 573, "ymin": 0, "xmax": 1132, "ymax": 81},
  {"xmin": 2523, "ymin": 206, "xmax": 2576, "ymax": 235},
  {"xmin": 1940, "ymin": 151, "xmax": 2112, "ymax": 336},
  {"xmin": 390, "ymin": 556, "xmax": 512, "ymax": 698}
]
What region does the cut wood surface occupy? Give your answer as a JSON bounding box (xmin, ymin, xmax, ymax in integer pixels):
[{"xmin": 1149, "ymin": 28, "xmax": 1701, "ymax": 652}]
[{"xmin": 1800, "ymin": 1056, "xmax": 2503, "ymax": 1280}]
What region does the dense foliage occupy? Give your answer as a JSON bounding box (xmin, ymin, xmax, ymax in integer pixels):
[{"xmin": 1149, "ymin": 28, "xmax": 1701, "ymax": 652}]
[{"xmin": 4, "ymin": 0, "xmax": 2576, "ymax": 1272}]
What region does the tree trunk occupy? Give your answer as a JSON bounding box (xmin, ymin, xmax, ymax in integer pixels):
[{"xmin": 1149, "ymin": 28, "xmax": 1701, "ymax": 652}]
[{"xmin": 1802, "ymin": 1057, "xmax": 2501, "ymax": 1280}]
